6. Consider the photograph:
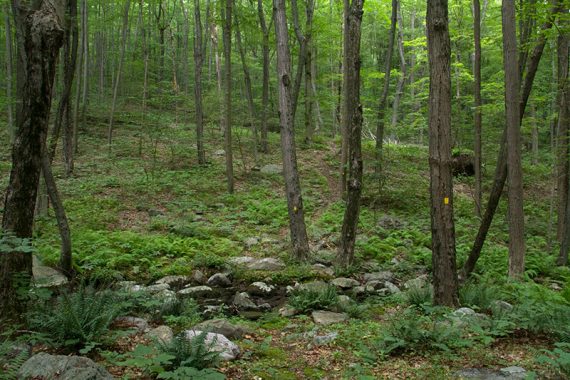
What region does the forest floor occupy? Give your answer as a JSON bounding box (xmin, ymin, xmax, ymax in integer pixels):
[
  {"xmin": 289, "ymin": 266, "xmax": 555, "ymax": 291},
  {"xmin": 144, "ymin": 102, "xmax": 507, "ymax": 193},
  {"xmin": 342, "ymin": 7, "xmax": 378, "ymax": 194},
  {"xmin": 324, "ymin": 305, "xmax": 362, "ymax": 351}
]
[{"xmin": 1, "ymin": 108, "xmax": 569, "ymax": 379}]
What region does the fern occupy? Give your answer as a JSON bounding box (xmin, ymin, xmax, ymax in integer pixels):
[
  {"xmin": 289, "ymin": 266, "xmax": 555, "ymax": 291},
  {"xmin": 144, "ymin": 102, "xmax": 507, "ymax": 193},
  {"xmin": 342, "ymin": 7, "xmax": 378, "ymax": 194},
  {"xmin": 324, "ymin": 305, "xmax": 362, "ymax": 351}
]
[
  {"xmin": 0, "ymin": 340, "xmax": 29, "ymax": 380},
  {"xmin": 158, "ymin": 332, "xmax": 221, "ymax": 370}
]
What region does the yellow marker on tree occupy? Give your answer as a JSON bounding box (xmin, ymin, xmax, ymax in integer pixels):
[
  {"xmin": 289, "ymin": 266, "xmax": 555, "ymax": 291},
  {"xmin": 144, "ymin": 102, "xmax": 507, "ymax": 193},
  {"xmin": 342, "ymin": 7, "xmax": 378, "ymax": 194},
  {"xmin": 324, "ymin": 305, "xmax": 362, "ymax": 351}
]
[{"xmin": 444, "ymin": 197, "xmax": 449, "ymax": 205}]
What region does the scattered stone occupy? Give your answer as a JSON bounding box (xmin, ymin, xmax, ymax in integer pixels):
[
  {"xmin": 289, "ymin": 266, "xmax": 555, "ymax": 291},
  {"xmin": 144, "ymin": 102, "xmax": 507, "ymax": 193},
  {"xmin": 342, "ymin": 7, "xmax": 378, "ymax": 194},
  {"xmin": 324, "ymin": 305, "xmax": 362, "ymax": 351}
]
[
  {"xmin": 152, "ymin": 289, "xmax": 177, "ymax": 303},
  {"xmin": 155, "ymin": 275, "xmax": 190, "ymax": 289},
  {"xmin": 279, "ymin": 306, "xmax": 298, "ymax": 317},
  {"xmin": 456, "ymin": 366, "xmax": 527, "ymax": 379},
  {"xmin": 114, "ymin": 316, "xmax": 149, "ymax": 332},
  {"xmin": 32, "ymin": 257, "xmax": 68, "ymax": 288},
  {"xmin": 365, "ymin": 280, "xmax": 384, "ymax": 290},
  {"xmin": 145, "ymin": 283, "xmax": 171, "ymax": 293},
  {"xmin": 499, "ymin": 366, "xmax": 526, "ymax": 378},
  {"xmin": 384, "ymin": 281, "xmax": 401, "ymax": 294},
  {"xmin": 18, "ymin": 353, "xmax": 113, "ymax": 380},
  {"xmin": 203, "ymin": 305, "xmax": 225, "ymax": 318},
  {"xmin": 312, "ymin": 311, "xmax": 348, "ymax": 325},
  {"xmin": 377, "ymin": 215, "xmax": 406, "ymax": 230},
  {"xmin": 331, "ymin": 277, "xmax": 360, "ymax": 289},
  {"xmin": 352, "ymin": 286, "xmax": 367, "ymax": 296},
  {"xmin": 313, "ymin": 250, "xmax": 336, "ymax": 265},
  {"xmin": 363, "ymin": 271, "xmax": 394, "ymax": 283},
  {"xmin": 244, "ymin": 237, "xmax": 259, "ymax": 249},
  {"xmin": 146, "ymin": 325, "xmax": 174, "ymax": 344},
  {"xmin": 313, "ymin": 332, "xmax": 339, "ymax": 345},
  {"xmin": 453, "ymin": 307, "xmax": 476, "ymax": 317},
  {"xmin": 311, "ymin": 264, "xmax": 335, "ymax": 277},
  {"xmin": 207, "ymin": 273, "xmax": 232, "ymax": 287},
  {"xmin": 248, "ymin": 281, "xmax": 275, "ymax": 296},
  {"xmin": 247, "ymin": 258, "xmax": 286, "ymax": 271},
  {"xmin": 192, "ymin": 319, "xmax": 247, "ymax": 339},
  {"xmin": 491, "ymin": 300, "xmax": 514, "ymax": 313},
  {"xmin": 229, "ymin": 256, "xmax": 256, "ymax": 265},
  {"xmin": 184, "ymin": 330, "xmax": 240, "ymax": 361},
  {"xmin": 116, "ymin": 281, "xmax": 145, "ymax": 292},
  {"xmin": 232, "ymin": 292, "xmax": 258, "ymax": 310},
  {"xmin": 239, "ymin": 311, "xmax": 265, "ymax": 320},
  {"xmin": 178, "ymin": 285, "xmax": 213, "ymax": 298},
  {"xmin": 214, "ymin": 149, "xmax": 226, "ymax": 156},
  {"xmin": 191, "ymin": 269, "xmax": 207, "ymax": 285},
  {"xmin": 298, "ymin": 280, "xmax": 329, "ymax": 293},
  {"xmin": 361, "ymin": 260, "xmax": 382, "ymax": 272},
  {"xmin": 260, "ymin": 164, "xmax": 283, "ymax": 174},
  {"xmin": 404, "ymin": 274, "xmax": 429, "ymax": 289},
  {"xmin": 550, "ymin": 283, "xmax": 562, "ymax": 291}
]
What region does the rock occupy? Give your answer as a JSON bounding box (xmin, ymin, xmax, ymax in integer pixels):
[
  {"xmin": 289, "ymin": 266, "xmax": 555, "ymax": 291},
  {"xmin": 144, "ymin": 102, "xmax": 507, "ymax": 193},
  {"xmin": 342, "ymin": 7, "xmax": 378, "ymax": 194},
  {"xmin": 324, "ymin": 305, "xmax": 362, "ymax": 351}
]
[
  {"xmin": 453, "ymin": 307, "xmax": 476, "ymax": 317},
  {"xmin": 152, "ymin": 289, "xmax": 177, "ymax": 303},
  {"xmin": 337, "ymin": 295, "xmax": 352, "ymax": 309},
  {"xmin": 229, "ymin": 256, "xmax": 256, "ymax": 266},
  {"xmin": 352, "ymin": 286, "xmax": 367, "ymax": 296},
  {"xmin": 404, "ymin": 275, "xmax": 429, "ymax": 289},
  {"xmin": 232, "ymin": 292, "xmax": 258, "ymax": 310},
  {"xmin": 455, "ymin": 366, "xmax": 526, "ymax": 379},
  {"xmin": 550, "ymin": 283, "xmax": 562, "ymax": 291},
  {"xmin": 191, "ymin": 270, "xmax": 207, "ymax": 285},
  {"xmin": 298, "ymin": 280, "xmax": 329, "ymax": 293},
  {"xmin": 184, "ymin": 330, "xmax": 240, "ymax": 361},
  {"xmin": 32, "ymin": 257, "xmax": 68, "ymax": 288},
  {"xmin": 313, "ymin": 332, "xmax": 339, "ymax": 345},
  {"xmin": 18, "ymin": 353, "xmax": 113, "ymax": 380},
  {"xmin": 311, "ymin": 264, "xmax": 335, "ymax": 277},
  {"xmin": 247, "ymin": 258, "xmax": 286, "ymax": 271},
  {"xmin": 383, "ymin": 281, "xmax": 401, "ymax": 294},
  {"xmin": 192, "ymin": 319, "xmax": 247, "ymax": 339},
  {"xmin": 244, "ymin": 237, "xmax": 259, "ymax": 249},
  {"xmin": 203, "ymin": 305, "xmax": 225, "ymax": 318},
  {"xmin": 146, "ymin": 325, "xmax": 174, "ymax": 343},
  {"xmin": 361, "ymin": 260, "xmax": 382, "ymax": 272},
  {"xmin": 260, "ymin": 164, "xmax": 283, "ymax": 174},
  {"xmin": 145, "ymin": 283, "xmax": 171, "ymax": 293},
  {"xmin": 312, "ymin": 311, "xmax": 348, "ymax": 325},
  {"xmin": 491, "ymin": 300, "xmax": 514, "ymax": 313},
  {"xmin": 377, "ymin": 215, "xmax": 406, "ymax": 230},
  {"xmin": 499, "ymin": 366, "xmax": 526, "ymax": 378},
  {"xmin": 248, "ymin": 281, "xmax": 275, "ymax": 296},
  {"xmin": 365, "ymin": 280, "xmax": 384, "ymax": 290},
  {"xmin": 178, "ymin": 285, "xmax": 213, "ymax": 298},
  {"xmin": 214, "ymin": 149, "xmax": 226, "ymax": 156},
  {"xmin": 279, "ymin": 306, "xmax": 298, "ymax": 317},
  {"xmin": 363, "ymin": 271, "xmax": 394, "ymax": 283},
  {"xmin": 331, "ymin": 277, "xmax": 360, "ymax": 289},
  {"xmin": 116, "ymin": 281, "xmax": 145, "ymax": 292},
  {"xmin": 207, "ymin": 273, "xmax": 232, "ymax": 287},
  {"xmin": 114, "ymin": 316, "xmax": 149, "ymax": 332},
  {"xmin": 313, "ymin": 250, "xmax": 336, "ymax": 265},
  {"xmin": 155, "ymin": 275, "xmax": 190, "ymax": 289}
]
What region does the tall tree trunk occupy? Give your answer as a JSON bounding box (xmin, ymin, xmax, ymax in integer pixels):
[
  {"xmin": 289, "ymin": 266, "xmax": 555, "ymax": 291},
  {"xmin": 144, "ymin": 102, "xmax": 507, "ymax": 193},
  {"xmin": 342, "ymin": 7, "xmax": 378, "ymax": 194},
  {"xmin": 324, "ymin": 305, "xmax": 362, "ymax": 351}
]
[
  {"xmin": 4, "ymin": 4, "xmax": 14, "ymax": 142},
  {"xmin": 193, "ymin": 0, "xmax": 206, "ymax": 165},
  {"xmin": 375, "ymin": 0, "xmax": 398, "ymax": 176},
  {"xmin": 180, "ymin": 0, "xmax": 190, "ymax": 94},
  {"xmin": 461, "ymin": 0, "xmax": 561, "ymax": 279},
  {"xmin": 303, "ymin": 0, "xmax": 315, "ymax": 144},
  {"xmin": 391, "ymin": 1, "xmax": 406, "ymax": 127},
  {"xmin": 473, "ymin": 0, "xmax": 483, "ymax": 217},
  {"xmin": 107, "ymin": 0, "xmax": 131, "ymax": 148},
  {"xmin": 1, "ymin": 0, "xmax": 63, "ymax": 319},
  {"xmin": 531, "ymin": 104, "xmax": 539, "ymax": 165},
  {"xmin": 223, "ymin": 0, "xmax": 234, "ymax": 193},
  {"xmin": 290, "ymin": 0, "xmax": 308, "ymax": 121},
  {"xmin": 339, "ymin": 0, "xmax": 349, "ymax": 194},
  {"xmin": 337, "ymin": 0, "xmax": 364, "ymax": 268},
  {"xmin": 502, "ymin": 0, "xmax": 525, "ymax": 279},
  {"xmin": 427, "ymin": 0, "xmax": 459, "ymax": 307},
  {"xmin": 273, "ymin": 0, "xmax": 310, "ymax": 261},
  {"xmin": 258, "ymin": 0, "xmax": 270, "ymax": 154},
  {"xmin": 80, "ymin": 0, "xmax": 88, "ymax": 142}
]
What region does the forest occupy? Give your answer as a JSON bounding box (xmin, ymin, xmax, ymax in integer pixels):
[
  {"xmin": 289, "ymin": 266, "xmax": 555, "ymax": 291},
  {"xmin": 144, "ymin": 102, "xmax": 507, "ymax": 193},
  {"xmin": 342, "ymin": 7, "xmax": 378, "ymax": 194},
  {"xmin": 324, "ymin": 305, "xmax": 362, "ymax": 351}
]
[{"xmin": 0, "ymin": 0, "xmax": 570, "ymax": 378}]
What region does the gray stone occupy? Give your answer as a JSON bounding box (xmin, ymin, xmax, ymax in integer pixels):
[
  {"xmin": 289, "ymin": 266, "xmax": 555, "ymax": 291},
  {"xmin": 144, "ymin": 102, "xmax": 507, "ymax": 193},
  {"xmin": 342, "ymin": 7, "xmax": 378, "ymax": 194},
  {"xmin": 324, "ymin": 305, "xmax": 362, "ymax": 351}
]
[
  {"xmin": 550, "ymin": 283, "xmax": 562, "ymax": 291},
  {"xmin": 155, "ymin": 275, "xmax": 190, "ymax": 289},
  {"xmin": 404, "ymin": 275, "xmax": 429, "ymax": 289},
  {"xmin": 384, "ymin": 281, "xmax": 401, "ymax": 294},
  {"xmin": 32, "ymin": 257, "xmax": 68, "ymax": 288},
  {"xmin": 114, "ymin": 316, "xmax": 149, "ymax": 332},
  {"xmin": 313, "ymin": 332, "xmax": 339, "ymax": 345},
  {"xmin": 178, "ymin": 285, "xmax": 213, "ymax": 297},
  {"xmin": 18, "ymin": 353, "xmax": 113, "ymax": 380},
  {"xmin": 145, "ymin": 283, "xmax": 170, "ymax": 293},
  {"xmin": 337, "ymin": 295, "xmax": 353, "ymax": 310},
  {"xmin": 192, "ymin": 319, "xmax": 247, "ymax": 339},
  {"xmin": 363, "ymin": 271, "xmax": 394, "ymax": 283},
  {"xmin": 491, "ymin": 300, "xmax": 514, "ymax": 313},
  {"xmin": 311, "ymin": 264, "xmax": 335, "ymax": 277},
  {"xmin": 191, "ymin": 269, "xmax": 207, "ymax": 285},
  {"xmin": 365, "ymin": 280, "xmax": 384, "ymax": 290},
  {"xmin": 248, "ymin": 281, "xmax": 275, "ymax": 296},
  {"xmin": 207, "ymin": 273, "xmax": 232, "ymax": 287},
  {"xmin": 313, "ymin": 250, "xmax": 336, "ymax": 265},
  {"xmin": 279, "ymin": 306, "xmax": 298, "ymax": 317},
  {"xmin": 352, "ymin": 286, "xmax": 367, "ymax": 296},
  {"xmin": 233, "ymin": 292, "xmax": 258, "ymax": 310},
  {"xmin": 247, "ymin": 258, "xmax": 286, "ymax": 271},
  {"xmin": 312, "ymin": 311, "xmax": 348, "ymax": 325},
  {"xmin": 244, "ymin": 237, "xmax": 259, "ymax": 249},
  {"xmin": 152, "ymin": 289, "xmax": 177, "ymax": 303},
  {"xmin": 203, "ymin": 305, "xmax": 225, "ymax": 318},
  {"xmin": 260, "ymin": 164, "xmax": 283, "ymax": 174},
  {"xmin": 499, "ymin": 366, "xmax": 526, "ymax": 378},
  {"xmin": 299, "ymin": 280, "xmax": 329, "ymax": 293},
  {"xmin": 331, "ymin": 277, "xmax": 360, "ymax": 289},
  {"xmin": 184, "ymin": 330, "xmax": 240, "ymax": 361},
  {"xmin": 146, "ymin": 325, "xmax": 174, "ymax": 343},
  {"xmin": 214, "ymin": 149, "xmax": 226, "ymax": 156},
  {"xmin": 455, "ymin": 366, "xmax": 526, "ymax": 379},
  {"xmin": 228, "ymin": 256, "xmax": 256, "ymax": 266},
  {"xmin": 453, "ymin": 307, "xmax": 477, "ymax": 317}
]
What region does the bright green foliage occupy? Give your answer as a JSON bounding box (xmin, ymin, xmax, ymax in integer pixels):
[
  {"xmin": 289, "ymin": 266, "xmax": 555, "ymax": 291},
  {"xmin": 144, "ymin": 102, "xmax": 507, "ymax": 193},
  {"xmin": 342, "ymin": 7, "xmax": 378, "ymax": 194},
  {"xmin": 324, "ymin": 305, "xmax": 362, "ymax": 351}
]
[
  {"xmin": 288, "ymin": 285, "xmax": 339, "ymax": 313},
  {"xmin": 158, "ymin": 332, "xmax": 221, "ymax": 370},
  {"xmin": 406, "ymin": 284, "xmax": 433, "ymax": 308},
  {"xmin": 0, "ymin": 339, "xmax": 29, "ymax": 380},
  {"xmin": 537, "ymin": 343, "xmax": 570, "ymax": 377}
]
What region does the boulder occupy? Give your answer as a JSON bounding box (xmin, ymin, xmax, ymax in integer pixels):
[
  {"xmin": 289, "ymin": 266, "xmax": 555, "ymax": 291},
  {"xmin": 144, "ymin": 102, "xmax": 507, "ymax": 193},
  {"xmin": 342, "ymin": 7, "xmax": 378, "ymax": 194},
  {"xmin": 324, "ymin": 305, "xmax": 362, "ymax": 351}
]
[
  {"xmin": 191, "ymin": 269, "xmax": 207, "ymax": 285},
  {"xmin": 311, "ymin": 264, "xmax": 335, "ymax": 277},
  {"xmin": 247, "ymin": 281, "xmax": 276, "ymax": 296},
  {"xmin": 178, "ymin": 285, "xmax": 214, "ymax": 298},
  {"xmin": 32, "ymin": 257, "xmax": 68, "ymax": 288},
  {"xmin": 383, "ymin": 281, "xmax": 401, "ymax": 294},
  {"xmin": 279, "ymin": 306, "xmax": 298, "ymax": 317},
  {"xmin": 207, "ymin": 273, "xmax": 232, "ymax": 287},
  {"xmin": 144, "ymin": 283, "xmax": 170, "ymax": 294},
  {"xmin": 312, "ymin": 311, "xmax": 348, "ymax": 325},
  {"xmin": 363, "ymin": 271, "xmax": 394, "ymax": 283},
  {"xmin": 232, "ymin": 292, "xmax": 258, "ymax": 310},
  {"xmin": 155, "ymin": 275, "xmax": 190, "ymax": 289},
  {"xmin": 114, "ymin": 316, "xmax": 149, "ymax": 332},
  {"xmin": 313, "ymin": 332, "xmax": 339, "ymax": 345},
  {"xmin": 260, "ymin": 164, "xmax": 283, "ymax": 174},
  {"xmin": 191, "ymin": 319, "xmax": 247, "ymax": 339},
  {"xmin": 244, "ymin": 237, "xmax": 259, "ymax": 249},
  {"xmin": 146, "ymin": 325, "xmax": 174, "ymax": 344},
  {"xmin": 331, "ymin": 277, "xmax": 360, "ymax": 289},
  {"xmin": 18, "ymin": 353, "xmax": 113, "ymax": 380},
  {"xmin": 298, "ymin": 281, "xmax": 329, "ymax": 293},
  {"xmin": 404, "ymin": 275, "xmax": 429, "ymax": 289},
  {"xmin": 247, "ymin": 258, "xmax": 286, "ymax": 271},
  {"xmin": 184, "ymin": 330, "xmax": 240, "ymax": 361}
]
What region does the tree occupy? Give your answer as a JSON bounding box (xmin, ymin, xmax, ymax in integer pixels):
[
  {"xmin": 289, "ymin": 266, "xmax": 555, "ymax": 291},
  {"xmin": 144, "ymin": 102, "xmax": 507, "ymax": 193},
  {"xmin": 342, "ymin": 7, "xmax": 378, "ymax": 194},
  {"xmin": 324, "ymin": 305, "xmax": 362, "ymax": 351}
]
[
  {"xmin": 4, "ymin": 3, "xmax": 14, "ymax": 142},
  {"xmin": 473, "ymin": 0, "xmax": 482, "ymax": 216},
  {"xmin": 502, "ymin": 0, "xmax": 525, "ymax": 278},
  {"xmin": 223, "ymin": 0, "xmax": 234, "ymax": 193},
  {"xmin": 1, "ymin": 0, "xmax": 64, "ymax": 318},
  {"xmin": 192, "ymin": 0, "xmax": 206, "ymax": 165},
  {"xmin": 426, "ymin": 0, "xmax": 458, "ymax": 306},
  {"xmin": 257, "ymin": 0, "xmax": 270, "ymax": 154},
  {"xmin": 273, "ymin": 0, "xmax": 310, "ymax": 261},
  {"xmin": 337, "ymin": 0, "xmax": 364, "ymax": 268}
]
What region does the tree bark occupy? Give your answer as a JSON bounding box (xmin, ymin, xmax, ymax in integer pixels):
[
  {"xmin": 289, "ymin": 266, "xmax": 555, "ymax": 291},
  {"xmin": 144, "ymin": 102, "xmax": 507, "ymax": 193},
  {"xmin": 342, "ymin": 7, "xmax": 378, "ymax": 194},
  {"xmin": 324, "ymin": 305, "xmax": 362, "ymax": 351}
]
[
  {"xmin": 375, "ymin": 0, "xmax": 397, "ymax": 176},
  {"xmin": 337, "ymin": 0, "xmax": 364, "ymax": 268},
  {"xmin": 290, "ymin": 0, "xmax": 307, "ymax": 122},
  {"xmin": 427, "ymin": 0, "xmax": 459, "ymax": 307},
  {"xmin": 502, "ymin": 0, "xmax": 525, "ymax": 279},
  {"xmin": 273, "ymin": 0, "xmax": 310, "ymax": 261},
  {"xmin": 107, "ymin": 0, "xmax": 130, "ymax": 148},
  {"xmin": 4, "ymin": 4, "xmax": 14, "ymax": 142},
  {"xmin": 339, "ymin": 0, "xmax": 349, "ymax": 194},
  {"xmin": 391, "ymin": 1, "xmax": 406, "ymax": 127},
  {"xmin": 193, "ymin": 0, "xmax": 206, "ymax": 165},
  {"xmin": 257, "ymin": 0, "xmax": 270, "ymax": 154},
  {"xmin": 1, "ymin": 0, "xmax": 64, "ymax": 319},
  {"xmin": 303, "ymin": 0, "xmax": 315, "ymax": 144},
  {"xmin": 222, "ymin": 0, "xmax": 234, "ymax": 193},
  {"xmin": 473, "ymin": 0, "xmax": 483, "ymax": 217}
]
